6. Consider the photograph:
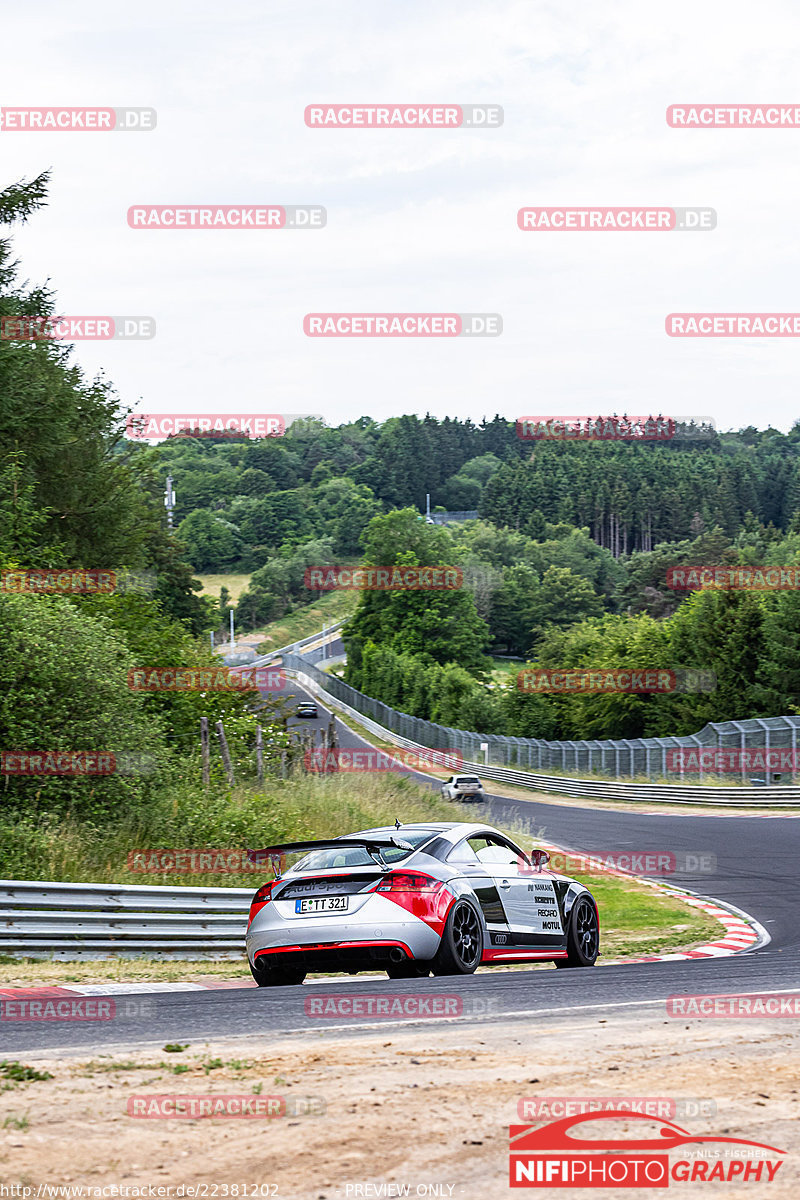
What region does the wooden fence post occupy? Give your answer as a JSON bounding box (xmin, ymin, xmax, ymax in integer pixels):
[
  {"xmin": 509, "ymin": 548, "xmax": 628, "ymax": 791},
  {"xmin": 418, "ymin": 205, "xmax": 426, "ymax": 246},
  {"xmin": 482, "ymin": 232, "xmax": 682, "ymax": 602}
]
[
  {"xmin": 255, "ymin": 725, "xmax": 264, "ymax": 784},
  {"xmin": 201, "ymin": 717, "xmax": 210, "ymax": 787},
  {"xmin": 326, "ymin": 716, "xmax": 338, "ymax": 771},
  {"xmin": 215, "ymin": 720, "xmax": 235, "ymax": 786}
]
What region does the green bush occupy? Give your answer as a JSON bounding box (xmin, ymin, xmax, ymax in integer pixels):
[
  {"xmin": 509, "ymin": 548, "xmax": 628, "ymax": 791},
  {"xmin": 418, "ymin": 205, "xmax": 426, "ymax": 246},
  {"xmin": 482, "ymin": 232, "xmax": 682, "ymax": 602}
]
[{"xmin": 0, "ymin": 593, "xmax": 164, "ymax": 817}]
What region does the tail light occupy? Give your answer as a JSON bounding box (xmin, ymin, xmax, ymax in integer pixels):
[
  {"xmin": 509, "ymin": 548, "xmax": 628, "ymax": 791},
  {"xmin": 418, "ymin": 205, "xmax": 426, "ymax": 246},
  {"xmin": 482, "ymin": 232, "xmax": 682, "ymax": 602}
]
[
  {"xmin": 248, "ymin": 881, "xmax": 277, "ymax": 927},
  {"xmin": 371, "ymin": 872, "xmax": 453, "ymax": 933},
  {"xmin": 374, "ymin": 872, "xmax": 445, "ymax": 893}
]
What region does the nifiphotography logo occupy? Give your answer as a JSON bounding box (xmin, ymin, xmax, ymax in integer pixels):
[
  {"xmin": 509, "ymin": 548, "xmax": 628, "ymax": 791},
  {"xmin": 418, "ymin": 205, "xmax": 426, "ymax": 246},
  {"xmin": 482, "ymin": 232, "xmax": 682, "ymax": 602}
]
[{"xmin": 509, "ymin": 1111, "xmax": 785, "ymax": 1187}]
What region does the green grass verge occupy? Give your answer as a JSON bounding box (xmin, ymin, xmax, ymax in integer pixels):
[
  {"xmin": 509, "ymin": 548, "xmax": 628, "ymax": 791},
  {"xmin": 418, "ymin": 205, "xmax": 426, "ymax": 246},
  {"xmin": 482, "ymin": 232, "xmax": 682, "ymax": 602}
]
[
  {"xmin": 0, "ymin": 769, "xmax": 465, "ymax": 887},
  {"xmin": 488, "ymin": 656, "xmax": 523, "ymax": 687},
  {"xmin": 251, "ymin": 590, "xmax": 358, "ymax": 651},
  {"xmin": 196, "ymin": 573, "xmax": 251, "ymax": 604}
]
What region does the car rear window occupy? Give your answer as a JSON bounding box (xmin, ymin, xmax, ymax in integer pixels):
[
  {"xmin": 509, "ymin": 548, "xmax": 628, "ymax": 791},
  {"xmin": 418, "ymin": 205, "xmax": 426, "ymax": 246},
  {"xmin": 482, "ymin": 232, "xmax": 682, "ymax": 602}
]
[
  {"xmin": 457, "ymin": 777, "xmax": 481, "ymax": 785},
  {"xmin": 289, "ymin": 829, "xmax": 438, "ymax": 872}
]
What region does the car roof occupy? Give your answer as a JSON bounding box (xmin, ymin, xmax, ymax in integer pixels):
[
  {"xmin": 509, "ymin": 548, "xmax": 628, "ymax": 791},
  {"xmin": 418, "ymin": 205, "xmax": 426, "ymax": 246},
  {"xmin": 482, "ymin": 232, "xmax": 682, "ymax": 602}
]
[{"xmin": 353, "ymin": 822, "xmax": 505, "ymax": 844}]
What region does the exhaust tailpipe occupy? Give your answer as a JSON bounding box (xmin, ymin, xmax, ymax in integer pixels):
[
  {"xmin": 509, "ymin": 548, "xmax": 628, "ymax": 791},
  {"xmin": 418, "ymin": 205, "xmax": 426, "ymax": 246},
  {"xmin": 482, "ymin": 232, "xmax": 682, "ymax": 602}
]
[{"xmin": 388, "ymin": 947, "xmax": 405, "ymax": 963}]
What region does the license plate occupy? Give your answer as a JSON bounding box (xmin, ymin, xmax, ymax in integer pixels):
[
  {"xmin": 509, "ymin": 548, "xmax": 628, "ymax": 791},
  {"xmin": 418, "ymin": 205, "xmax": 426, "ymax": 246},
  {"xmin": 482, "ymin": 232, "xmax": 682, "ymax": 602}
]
[{"xmin": 295, "ymin": 896, "xmax": 349, "ymax": 913}]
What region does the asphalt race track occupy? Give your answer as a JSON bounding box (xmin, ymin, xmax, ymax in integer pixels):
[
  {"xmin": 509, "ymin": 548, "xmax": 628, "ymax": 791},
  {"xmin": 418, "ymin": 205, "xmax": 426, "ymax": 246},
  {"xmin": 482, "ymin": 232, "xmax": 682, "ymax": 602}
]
[{"xmin": 6, "ymin": 671, "xmax": 799, "ymax": 1055}]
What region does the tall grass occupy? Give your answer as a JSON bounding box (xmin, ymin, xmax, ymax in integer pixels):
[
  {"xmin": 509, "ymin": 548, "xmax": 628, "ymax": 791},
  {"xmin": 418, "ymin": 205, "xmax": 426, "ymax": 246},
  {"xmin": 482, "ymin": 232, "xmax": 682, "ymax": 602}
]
[{"xmin": 0, "ymin": 769, "xmax": 469, "ymax": 885}]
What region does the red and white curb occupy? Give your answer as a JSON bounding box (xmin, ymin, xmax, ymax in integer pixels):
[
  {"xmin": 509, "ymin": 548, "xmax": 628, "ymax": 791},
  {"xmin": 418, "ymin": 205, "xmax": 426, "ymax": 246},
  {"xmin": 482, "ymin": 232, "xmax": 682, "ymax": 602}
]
[
  {"xmin": 544, "ymin": 844, "xmax": 768, "ymax": 965},
  {"xmin": 600, "ymin": 892, "xmax": 765, "ymax": 966},
  {"xmin": 0, "ymin": 979, "xmax": 256, "ymax": 1001}
]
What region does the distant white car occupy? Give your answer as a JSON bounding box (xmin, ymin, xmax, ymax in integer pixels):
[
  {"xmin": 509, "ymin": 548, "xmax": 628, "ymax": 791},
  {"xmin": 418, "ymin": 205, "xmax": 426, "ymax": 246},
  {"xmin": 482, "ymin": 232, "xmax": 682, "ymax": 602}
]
[{"xmin": 441, "ymin": 774, "xmax": 485, "ymax": 802}]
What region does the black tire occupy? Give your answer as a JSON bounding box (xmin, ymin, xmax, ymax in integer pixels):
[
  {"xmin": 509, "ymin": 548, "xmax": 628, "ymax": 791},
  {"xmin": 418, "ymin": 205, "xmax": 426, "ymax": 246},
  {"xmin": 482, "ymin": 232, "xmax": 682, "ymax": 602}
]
[
  {"xmin": 249, "ymin": 958, "xmax": 307, "ymax": 987},
  {"xmin": 555, "ymin": 895, "xmax": 599, "ymax": 968},
  {"xmin": 431, "ymin": 899, "xmax": 482, "ymax": 975},
  {"xmin": 386, "ymin": 962, "xmax": 431, "ymax": 979}
]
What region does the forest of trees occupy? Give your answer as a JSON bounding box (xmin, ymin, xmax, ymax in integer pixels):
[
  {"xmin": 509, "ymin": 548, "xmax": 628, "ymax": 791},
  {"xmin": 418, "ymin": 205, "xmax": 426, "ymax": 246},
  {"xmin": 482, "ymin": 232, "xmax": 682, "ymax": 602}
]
[
  {"xmin": 0, "ymin": 174, "xmax": 285, "ymax": 825},
  {"xmin": 132, "ymin": 376, "xmax": 800, "ymax": 743},
  {"xmin": 6, "ymin": 172, "xmax": 800, "ymax": 759},
  {"xmin": 481, "ymin": 436, "xmax": 800, "ymax": 552},
  {"xmin": 149, "ymin": 409, "xmax": 800, "ymax": 579},
  {"xmin": 337, "ymin": 510, "xmax": 800, "ymax": 740}
]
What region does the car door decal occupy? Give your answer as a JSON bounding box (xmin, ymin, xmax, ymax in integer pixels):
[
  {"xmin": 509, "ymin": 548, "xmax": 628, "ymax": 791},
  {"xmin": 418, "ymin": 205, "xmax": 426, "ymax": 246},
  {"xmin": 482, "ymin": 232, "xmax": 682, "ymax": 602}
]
[
  {"xmin": 471, "ymin": 878, "xmax": 507, "ymax": 925},
  {"xmin": 499, "ymin": 875, "xmax": 565, "ymax": 944}
]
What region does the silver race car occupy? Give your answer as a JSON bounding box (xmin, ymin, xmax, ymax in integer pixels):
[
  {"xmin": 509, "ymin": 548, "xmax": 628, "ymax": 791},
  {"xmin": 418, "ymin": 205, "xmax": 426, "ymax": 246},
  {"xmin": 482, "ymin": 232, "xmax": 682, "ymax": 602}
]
[{"xmin": 245, "ymin": 822, "xmax": 599, "ymax": 986}]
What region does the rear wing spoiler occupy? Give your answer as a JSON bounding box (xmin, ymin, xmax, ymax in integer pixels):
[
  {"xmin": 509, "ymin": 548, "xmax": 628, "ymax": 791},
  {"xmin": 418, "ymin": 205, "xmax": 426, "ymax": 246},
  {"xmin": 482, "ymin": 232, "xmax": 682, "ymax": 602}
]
[{"xmin": 246, "ymin": 836, "xmax": 415, "ymax": 872}]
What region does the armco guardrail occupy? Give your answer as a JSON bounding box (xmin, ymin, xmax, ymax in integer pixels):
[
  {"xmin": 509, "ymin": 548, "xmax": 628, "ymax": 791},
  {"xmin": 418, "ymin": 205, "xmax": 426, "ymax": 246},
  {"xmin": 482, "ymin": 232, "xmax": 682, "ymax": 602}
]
[
  {"xmin": 285, "ymin": 660, "xmax": 800, "ymax": 806},
  {"xmin": 454, "ymin": 766, "xmax": 800, "ymax": 807},
  {"xmin": 0, "ymin": 880, "xmax": 252, "ymax": 959}
]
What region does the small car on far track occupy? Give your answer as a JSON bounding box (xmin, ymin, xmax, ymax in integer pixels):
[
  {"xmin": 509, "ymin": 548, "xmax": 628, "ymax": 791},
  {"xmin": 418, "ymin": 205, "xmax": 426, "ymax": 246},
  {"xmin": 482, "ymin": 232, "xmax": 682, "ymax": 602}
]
[{"xmin": 440, "ymin": 774, "xmax": 485, "ymax": 802}]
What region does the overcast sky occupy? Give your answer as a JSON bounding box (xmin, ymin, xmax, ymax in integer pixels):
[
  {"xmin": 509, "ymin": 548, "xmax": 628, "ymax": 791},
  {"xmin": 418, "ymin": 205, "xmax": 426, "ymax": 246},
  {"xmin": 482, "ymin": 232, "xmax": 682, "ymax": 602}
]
[{"xmin": 3, "ymin": 0, "xmax": 800, "ymax": 434}]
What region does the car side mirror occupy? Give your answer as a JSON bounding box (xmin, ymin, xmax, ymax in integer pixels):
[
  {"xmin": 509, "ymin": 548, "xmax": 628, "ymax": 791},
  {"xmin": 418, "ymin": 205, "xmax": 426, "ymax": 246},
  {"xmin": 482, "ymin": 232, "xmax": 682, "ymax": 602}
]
[{"xmin": 530, "ymin": 848, "xmax": 550, "ymax": 871}]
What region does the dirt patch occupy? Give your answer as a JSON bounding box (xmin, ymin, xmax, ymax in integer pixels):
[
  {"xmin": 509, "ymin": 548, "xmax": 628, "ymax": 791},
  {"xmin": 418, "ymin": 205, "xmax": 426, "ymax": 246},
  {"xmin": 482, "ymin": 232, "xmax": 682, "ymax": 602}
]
[{"xmin": 2, "ymin": 1011, "xmax": 798, "ymax": 1198}]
